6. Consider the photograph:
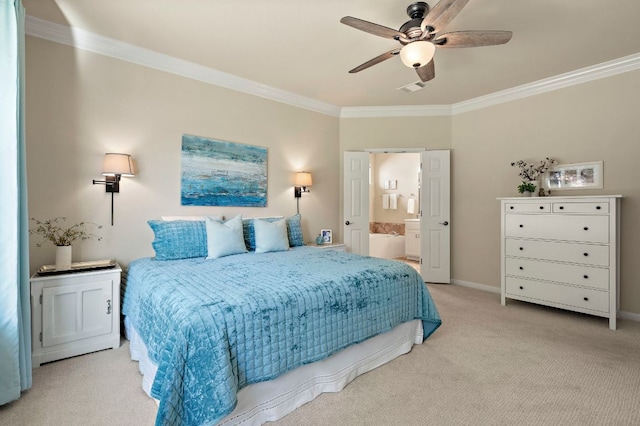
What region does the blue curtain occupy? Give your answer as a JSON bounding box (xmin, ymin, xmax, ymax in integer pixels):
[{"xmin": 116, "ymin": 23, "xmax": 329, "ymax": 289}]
[{"xmin": 0, "ymin": 0, "xmax": 32, "ymax": 405}]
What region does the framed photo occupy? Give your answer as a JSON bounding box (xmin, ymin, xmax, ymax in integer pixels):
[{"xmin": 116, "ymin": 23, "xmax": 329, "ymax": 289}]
[
  {"xmin": 544, "ymin": 161, "xmax": 603, "ymax": 190},
  {"xmin": 321, "ymin": 229, "xmax": 333, "ymax": 244}
]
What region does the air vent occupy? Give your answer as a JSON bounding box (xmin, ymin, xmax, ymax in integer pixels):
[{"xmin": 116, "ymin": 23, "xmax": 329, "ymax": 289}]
[{"xmin": 397, "ymin": 81, "xmax": 429, "ymax": 94}]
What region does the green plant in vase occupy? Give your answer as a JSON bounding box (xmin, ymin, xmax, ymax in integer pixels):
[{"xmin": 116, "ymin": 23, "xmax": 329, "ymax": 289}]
[{"xmin": 517, "ymin": 181, "xmax": 537, "ymax": 195}]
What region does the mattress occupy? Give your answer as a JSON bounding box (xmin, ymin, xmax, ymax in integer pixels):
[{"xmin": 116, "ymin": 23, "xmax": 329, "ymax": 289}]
[{"xmin": 122, "ymin": 247, "xmax": 441, "ymax": 425}]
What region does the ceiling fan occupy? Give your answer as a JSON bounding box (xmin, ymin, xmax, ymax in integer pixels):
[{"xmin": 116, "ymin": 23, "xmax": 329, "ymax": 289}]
[{"xmin": 340, "ymin": 0, "xmax": 512, "ymax": 82}]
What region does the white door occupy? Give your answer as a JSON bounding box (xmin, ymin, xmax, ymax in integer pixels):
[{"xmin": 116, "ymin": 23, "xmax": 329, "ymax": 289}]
[
  {"xmin": 420, "ymin": 150, "xmax": 451, "ymax": 283},
  {"xmin": 343, "ymin": 152, "xmax": 370, "ymax": 254}
]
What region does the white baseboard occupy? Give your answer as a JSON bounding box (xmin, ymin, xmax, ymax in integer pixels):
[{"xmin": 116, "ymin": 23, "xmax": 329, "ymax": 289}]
[
  {"xmin": 619, "ymin": 310, "xmax": 640, "ymax": 322},
  {"xmin": 450, "ymin": 279, "xmax": 500, "ymax": 294},
  {"xmin": 450, "ymin": 279, "xmax": 639, "ymax": 322}
]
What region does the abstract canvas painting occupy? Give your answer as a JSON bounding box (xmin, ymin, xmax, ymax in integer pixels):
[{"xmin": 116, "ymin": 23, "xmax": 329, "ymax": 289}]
[{"xmin": 181, "ymin": 135, "xmax": 267, "ymax": 206}]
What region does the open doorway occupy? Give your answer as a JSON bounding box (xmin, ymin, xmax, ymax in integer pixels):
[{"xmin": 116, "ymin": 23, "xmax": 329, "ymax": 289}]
[{"xmin": 344, "ymin": 149, "xmax": 450, "ymax": 283}]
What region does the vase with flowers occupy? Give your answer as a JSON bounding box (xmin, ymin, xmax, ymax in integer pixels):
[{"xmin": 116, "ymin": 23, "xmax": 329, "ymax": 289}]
[
  {"xmin": 511, "ymin": 158, "xmax": 556, "ymax": 196},
  {"xmin": 30, "ymin": 217, "xmax": 102, "ymax": 270}
]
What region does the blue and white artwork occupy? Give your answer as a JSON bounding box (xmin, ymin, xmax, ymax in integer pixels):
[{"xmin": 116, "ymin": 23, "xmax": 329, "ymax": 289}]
[{"xmin": 181, "ymin": 135, "xmax": 267, "ymax": 207}]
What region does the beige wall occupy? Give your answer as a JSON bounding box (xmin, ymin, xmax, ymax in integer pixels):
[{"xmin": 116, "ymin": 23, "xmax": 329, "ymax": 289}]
[
  {"xmin": 339, "ymin": 116, "xmax": 453, "ymax": 152},
  {"xmin": 452, "ymin": 70, "xmax": 640, "ymax": 315},
  {"xmin": 25, "ymin": 35, "xmax": 640, "ymax": 316},
  {"xmin": 25, "ymin": 37, "xmax": 340, "ymax": 272}
]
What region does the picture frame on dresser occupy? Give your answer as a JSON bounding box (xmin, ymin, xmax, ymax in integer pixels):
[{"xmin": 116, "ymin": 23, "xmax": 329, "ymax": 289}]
[
  {"xmin": 321, "ymin": 229, "xmax": 332, "ymax": 244},
  {"xmin": 544, "ymin": 161, "xmax": 603, "ymax": 190}
]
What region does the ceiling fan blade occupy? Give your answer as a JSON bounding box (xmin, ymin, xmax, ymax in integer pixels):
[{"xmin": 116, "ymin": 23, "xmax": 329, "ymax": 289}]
[
  {"xmin": 415, "ymin": 60, "xmax": 435, "ymax": 82},
  {"xmin": 421, "ymin": 0, "xmax": 470, "ymax": 34},
  {"xmin": 340, "ymin": 16, "xmax": 405, "ymax": 40},
  {"xmin": 349, "ymin": 49, "xmax": 400, "ymax": 73},
  {"xmin": 435, "ymin": 30, "xmax": 513, "ymax": 48}
]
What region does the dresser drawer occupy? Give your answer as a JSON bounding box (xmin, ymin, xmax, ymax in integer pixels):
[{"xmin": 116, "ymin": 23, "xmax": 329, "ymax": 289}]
[
  {"xmin": 505, "ymin": 277, "xmax": 608, "ymax": 313},
  {"xmin": 553, "ymin": 202, "xmax": 609, "ymax": 214},
  {"xmin": 505, "ymin": 202, "xmax": 551, "ymax": 213},
  {"xmin": 505, "ymin": 258, "xmax": 609, "ymax": 290},
  {"xmin": 505, "ymin": 239, "xmax": 609, "ymax": 267},
  {"xmin": 505, "ymin": 214, "xmax": 609, "ymax": 243}
]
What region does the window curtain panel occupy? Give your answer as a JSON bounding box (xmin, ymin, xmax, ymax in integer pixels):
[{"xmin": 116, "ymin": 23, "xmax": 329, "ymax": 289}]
[{"xmin": 0, "ymin": 0, "xmax": 32, "ymax": 405}]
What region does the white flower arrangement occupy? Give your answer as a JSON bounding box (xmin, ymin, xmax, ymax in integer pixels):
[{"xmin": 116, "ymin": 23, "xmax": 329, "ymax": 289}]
[{"xmin": 511, "ymin": 158, "xmax": 556, "ymax": 182}]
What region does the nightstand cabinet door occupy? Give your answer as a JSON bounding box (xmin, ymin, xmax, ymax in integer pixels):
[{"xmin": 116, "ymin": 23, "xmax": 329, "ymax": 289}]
[{"xmin": 42, "ymin": 280, "xmax": 113, "ymax": 347}]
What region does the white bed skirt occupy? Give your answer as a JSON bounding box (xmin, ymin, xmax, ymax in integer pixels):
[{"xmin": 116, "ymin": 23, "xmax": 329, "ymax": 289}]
[{"xmin": 125, "ymin": 317, "xmax": 423, "ymax": 425}]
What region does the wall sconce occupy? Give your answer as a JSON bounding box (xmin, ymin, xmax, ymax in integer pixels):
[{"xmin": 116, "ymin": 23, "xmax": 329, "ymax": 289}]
[
  {"xmin": 294, "ymin": 172, "xmax": 312, "ymax": 214},
  {"xmin": 294, "ymin": 172, "xmax": 312, "ymax": 198},
  {"xmin": 92, "ymin": 153, "xmax": 135, "ymax": 226}
]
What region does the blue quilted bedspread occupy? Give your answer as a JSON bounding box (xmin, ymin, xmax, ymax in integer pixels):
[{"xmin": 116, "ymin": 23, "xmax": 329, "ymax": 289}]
[{"xmin": 122, "ymin": 247, "xmax": 441, "ymax": 425}]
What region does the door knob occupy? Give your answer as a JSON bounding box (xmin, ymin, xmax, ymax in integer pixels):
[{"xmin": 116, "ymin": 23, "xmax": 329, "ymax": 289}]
[
  {"xmin": 345, "ymin": 220, "xmax": 351, "ymax": 225},
  {"xmin": 439, "ymin": 221, "xmax": 449, "ymax": 226}
]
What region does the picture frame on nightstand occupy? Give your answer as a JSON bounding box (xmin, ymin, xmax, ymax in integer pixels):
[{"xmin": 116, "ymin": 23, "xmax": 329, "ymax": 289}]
[{"xmin": 321, "ymin": 229, "xmax": 332, "ymax": 244}]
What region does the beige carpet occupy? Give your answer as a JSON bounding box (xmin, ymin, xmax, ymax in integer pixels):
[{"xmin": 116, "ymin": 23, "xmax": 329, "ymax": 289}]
[{"xmin": 1, "ymin": 284, "xmax": 639, "ymax": 425}]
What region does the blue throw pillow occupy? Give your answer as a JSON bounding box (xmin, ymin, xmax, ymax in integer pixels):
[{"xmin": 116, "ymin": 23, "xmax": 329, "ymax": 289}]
[
  {"xmin": 148, "ymin": 220, "xmax": 207, "ymax": 260},
  {"xmin": 286, "ymin": 214, "xmax": 304, "ymax": 247},
  {"xmin": 206, "ymin": 215, "xmax": 248, "ymax": 259},
  {"xmin": 254, "ymin": 218, "xmax": 289, "ymax": 253}
]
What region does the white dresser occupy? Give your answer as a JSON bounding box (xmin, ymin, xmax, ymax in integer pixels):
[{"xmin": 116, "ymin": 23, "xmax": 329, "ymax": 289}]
[{"xmin": 499, "ymin": 196, "xmax": 621, "ymax": 329}]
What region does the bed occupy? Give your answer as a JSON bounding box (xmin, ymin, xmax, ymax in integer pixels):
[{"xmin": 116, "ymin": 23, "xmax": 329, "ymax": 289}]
[{"xmin": 122, "ymin": 217, "xmax": 441, "ymax": 425}]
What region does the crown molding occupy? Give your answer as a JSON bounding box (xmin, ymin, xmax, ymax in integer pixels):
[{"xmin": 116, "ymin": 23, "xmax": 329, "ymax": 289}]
[
  {"xmin": 451, "ymin": 52, "xmax": 640, "ymax": 115},
  {"xmin": 340, "ymin": 105, "xmax": 452, "ymax": 118},
  {"xmin": 25, "ymin": 16, "xmax": 341, "ymax": 118},
  {"xmin": 26, "ymin": 16, "xmax": 640, "ymax": 119}
]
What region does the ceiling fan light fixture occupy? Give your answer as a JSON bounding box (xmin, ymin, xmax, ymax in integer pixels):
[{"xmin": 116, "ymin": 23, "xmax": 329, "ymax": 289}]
[{"xmin": 399, "ymin": 41, "xmax": 435, "ymax": 68}]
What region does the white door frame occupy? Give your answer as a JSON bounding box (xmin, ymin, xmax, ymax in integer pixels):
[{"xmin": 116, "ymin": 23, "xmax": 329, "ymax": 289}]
[{"xmin": 344, "ymin": 148, "xmax": 451, "ymax": 283}]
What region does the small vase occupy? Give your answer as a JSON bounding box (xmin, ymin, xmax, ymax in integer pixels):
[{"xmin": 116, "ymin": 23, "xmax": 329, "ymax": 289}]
[
  {"xmin": 315, "ymin": 234, "xmax": 324, "ymax": 245},
  {"xmin": 522, "ymin": 191, "xmax": 532, "ymax": 197},
  {"xmin": 55, "ymin": 245, "xmax": 72, "ymax": 270}
]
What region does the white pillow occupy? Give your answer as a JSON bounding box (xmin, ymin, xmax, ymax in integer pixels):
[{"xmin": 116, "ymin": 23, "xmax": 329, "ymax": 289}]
[
  {"xmin": 254, "ymin": 218, "xmax": 289, "ymax": 253},
  {"xmin": 205, "ymin": 215, "xmax": 247, "ymax": 259},
  {"xmin": 162, "ymin": 215, "xmax": 223, "ymax": 221}
]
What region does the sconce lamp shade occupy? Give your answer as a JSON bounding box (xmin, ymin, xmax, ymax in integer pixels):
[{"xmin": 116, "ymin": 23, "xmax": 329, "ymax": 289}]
[
  {"xmin": 102, "ymin": 153, "xmax": 135, "ymax": 177},
  {"xmin": 400, "ymin": 41, "xmax": 436, "ymax": 69},
  {"xmin": 94, "ymin": 153, "xmax": 135, "ymax": 226},
  {"xmin": 294, "ymin": 172, "xmax": 312, "ymax": 187}
]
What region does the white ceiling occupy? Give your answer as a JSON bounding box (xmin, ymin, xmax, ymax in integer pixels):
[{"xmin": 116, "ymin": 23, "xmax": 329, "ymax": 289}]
[{"xmin": 23, "ymin": 0, "xmax": 640, "ymax": 108}]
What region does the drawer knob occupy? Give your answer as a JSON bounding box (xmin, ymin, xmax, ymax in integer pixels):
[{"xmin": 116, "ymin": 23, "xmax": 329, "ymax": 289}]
[
  {"xmin": 596, "ymin": 206, "xmax": 601, "ymax": 210},
  {"xmin": 519, "ymin": 286, "xmax": 524, "ymax": 290},
  {"xmin": 583, "ymin": 227, "xmax": 589, "ymax": 231},
  {"xmin": 519, "ymin": 266, "xmax": 524, "ymax": 270},
  {"xmin": 539, "ymin": 206, "xmax": 544, "ymax": 210},
  {"xmin": 559, "ymin": 206, "xmax": 564, "ymax": 210},
  {"xmin": 583, "ymin": 252, "xmax": 589, "ymax": 257},
  {"xmin": 510, "ymin": 206, "xmax": 514, "ymax": 210},
  {"xmin": 519, "ymin": 224, "xmax": 524, "ymax": 228},
  {"xmin": 519, "ymin": 247, "xmax": 524, "ymax": 251},
  {"xmin": 583, "ymin": 275, "xmax": 589, "ymax": 279},
  {"xmin": 583, "ymin": 297, "xmax": 589, "ymax": 301}
]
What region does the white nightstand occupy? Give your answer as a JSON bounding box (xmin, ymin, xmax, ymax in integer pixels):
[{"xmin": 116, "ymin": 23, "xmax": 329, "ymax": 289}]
[
  {"xmin": 30, "ymin": 264, "xmax": 122, "ymax": 367},
  {"xmin": 306, "ymin": 243, "xmax": 346, "ymax": 252}
]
